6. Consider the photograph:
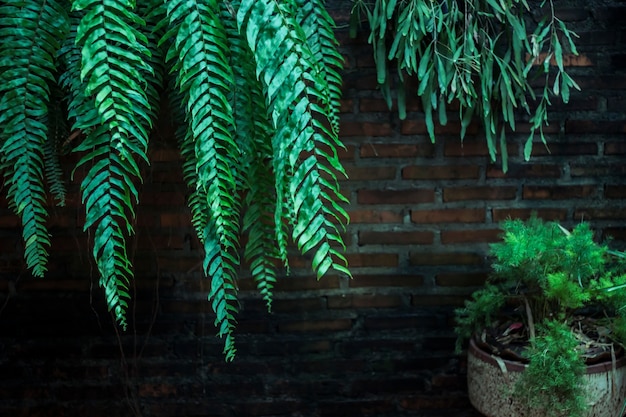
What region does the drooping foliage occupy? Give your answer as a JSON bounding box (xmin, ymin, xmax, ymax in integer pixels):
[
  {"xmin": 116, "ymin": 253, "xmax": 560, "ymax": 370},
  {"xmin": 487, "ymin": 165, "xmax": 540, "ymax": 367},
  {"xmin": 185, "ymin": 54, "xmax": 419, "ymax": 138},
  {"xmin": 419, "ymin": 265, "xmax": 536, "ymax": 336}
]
[
  {"xmin": 0, "ymin": 0, "xmax": 348, "ymax": 359},
  {"xmin": 351, "ymin": 0, "xmax": 580, "ymax": 171}
]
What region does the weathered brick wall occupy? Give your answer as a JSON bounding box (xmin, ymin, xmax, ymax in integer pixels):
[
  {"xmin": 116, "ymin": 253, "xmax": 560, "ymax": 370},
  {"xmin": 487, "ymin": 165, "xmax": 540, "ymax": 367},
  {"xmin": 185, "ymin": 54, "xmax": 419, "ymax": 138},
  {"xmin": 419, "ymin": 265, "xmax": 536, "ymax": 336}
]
[{"xmin": 1, "ymin": 1, "xmax": 625, "ymax": 416}]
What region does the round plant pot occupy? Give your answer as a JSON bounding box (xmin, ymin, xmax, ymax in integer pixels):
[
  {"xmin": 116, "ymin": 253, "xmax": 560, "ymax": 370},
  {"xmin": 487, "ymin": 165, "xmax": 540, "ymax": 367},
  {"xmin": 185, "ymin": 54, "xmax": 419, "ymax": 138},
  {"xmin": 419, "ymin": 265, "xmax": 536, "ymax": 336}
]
[{"xmin": 467, "ymin": 338, "xmax": 626, "ymax": 417}]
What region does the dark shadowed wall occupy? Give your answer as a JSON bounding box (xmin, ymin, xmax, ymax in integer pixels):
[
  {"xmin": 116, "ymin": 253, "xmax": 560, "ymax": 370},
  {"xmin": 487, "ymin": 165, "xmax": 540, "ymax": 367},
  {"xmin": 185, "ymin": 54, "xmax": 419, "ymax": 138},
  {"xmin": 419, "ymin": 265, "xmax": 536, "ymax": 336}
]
[{"xmin": 1, "ymin": 1, "xmax": 625, "ymax": 416}]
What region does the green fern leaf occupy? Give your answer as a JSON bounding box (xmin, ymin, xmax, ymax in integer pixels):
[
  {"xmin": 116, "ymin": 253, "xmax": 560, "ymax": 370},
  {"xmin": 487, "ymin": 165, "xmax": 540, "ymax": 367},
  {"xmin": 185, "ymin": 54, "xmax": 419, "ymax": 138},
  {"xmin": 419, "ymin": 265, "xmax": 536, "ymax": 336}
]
[
  {"xmin": 238, "ymin": 0, "xmax": 350, "ymax": 280},
  {"xmin": 138, "ymin": 0, "xmax": 167, "ymax": 126},
  {"xmin": 43, "ymin": 85, "xmax": 68, "ymax": 207},
  {"xmin": 294, "ymin": 0, "xmax": 343, "ymax": 134},
  {"xmin": 223, "ymin": 0, "xmax": 278, "ymax": 311},
  {"xmin": 0, "ymin": 0, "xmax": 69, "ymax": 276},
  {"xmin": 69, "ymin": 0, "xmax": 153, "ymax": 328},
  {"xmin": 165, "ymin": 0, "xmax": 241, "ymax": 360}
]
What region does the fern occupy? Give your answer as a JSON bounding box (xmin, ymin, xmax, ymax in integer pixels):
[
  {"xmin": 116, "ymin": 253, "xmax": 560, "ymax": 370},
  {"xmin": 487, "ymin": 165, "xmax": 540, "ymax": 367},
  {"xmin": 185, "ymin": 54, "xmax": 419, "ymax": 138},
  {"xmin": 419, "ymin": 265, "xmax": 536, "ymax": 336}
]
[
  {"xmin": 238, "ymin": 0, "xmax": 350, "ymax": 280},
  {"xmin": 0, "ymin": 0, "xmax": 69, "ymax": 276},
  {"xmin": 295, "ymin": 0, "xmax": 343, "ymax": 135},
  {"xmin": 71, "ymin": 0, "xmax": 153, "ymax": 328},
  {"xmin": 164, "ymin": 0, "xmax": 241, "ymax": 360},
  {"xmin": 44, "ymin": 85, "xmax": 68, "ymax": 207},
  {"xmin": 222, "ymin": 0, "xmax": 278, "ymax": 311},
  {"xmin": 1, "ymin": 0, "xmax": 349, "ymax": 359}
]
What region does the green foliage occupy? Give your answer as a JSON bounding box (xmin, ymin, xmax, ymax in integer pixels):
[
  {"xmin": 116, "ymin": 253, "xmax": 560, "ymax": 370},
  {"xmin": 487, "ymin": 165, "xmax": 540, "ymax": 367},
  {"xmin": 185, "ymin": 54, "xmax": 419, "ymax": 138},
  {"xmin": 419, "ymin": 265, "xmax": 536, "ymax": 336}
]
[
  {"xmin": 456, "ymin": 216, "xmax": 626, "ymax": 414},
  {"xmin": 350, "ymin": 0, "xmax": 580, "ymax": 171},
  {"xmin": 454, "ymin": 285, "xmax": 505, "ymax": 352},
  {"xmin": 488, "ymin": 217, "xmax": 613, "ymax": 321},
  {"xmin": 0, "ymin": 0, "xmax": 349, "ymax": 359},
  {"xmin": 517, "ymin": 320, "xmax": 586, "ymax": 417},
  {"xmin": 0, "ymin": 0, "xmax": 69, "ymax": 277}
]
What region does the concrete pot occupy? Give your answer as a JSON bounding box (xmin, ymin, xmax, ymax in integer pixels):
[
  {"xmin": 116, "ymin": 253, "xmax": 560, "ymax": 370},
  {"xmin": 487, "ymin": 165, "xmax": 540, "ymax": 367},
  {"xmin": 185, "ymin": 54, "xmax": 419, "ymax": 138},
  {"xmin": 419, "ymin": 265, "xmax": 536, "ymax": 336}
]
[{"xmin": 467, "ymin": 338, "xmax": 626, "ymax": 417}]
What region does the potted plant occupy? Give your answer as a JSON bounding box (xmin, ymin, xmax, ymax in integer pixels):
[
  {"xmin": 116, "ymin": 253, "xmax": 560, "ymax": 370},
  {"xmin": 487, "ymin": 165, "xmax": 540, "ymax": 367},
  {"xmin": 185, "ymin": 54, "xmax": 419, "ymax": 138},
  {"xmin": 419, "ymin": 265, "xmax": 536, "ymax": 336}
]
[{"xmin": 455, "ymin": 216, "xmax": 626, "ymax": 417}]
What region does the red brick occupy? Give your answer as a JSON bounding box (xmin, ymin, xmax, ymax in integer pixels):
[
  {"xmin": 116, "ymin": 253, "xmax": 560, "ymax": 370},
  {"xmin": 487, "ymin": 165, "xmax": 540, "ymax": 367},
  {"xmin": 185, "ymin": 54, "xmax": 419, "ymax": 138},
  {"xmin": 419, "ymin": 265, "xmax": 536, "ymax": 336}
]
[
  {"xmin": 346, "ymin": 253, "xmax": 399, "ymax": 267},
  {"xmin": 431, "ymin": 373, "xmax": 466, "ymax": 388},
  {"xmin": 522, "ymin": 185, "xmax": 597, "ymax": 199},
  {"xmin": 327, "ymin": 294, "xmax": 405, "ymax": 309},
  {"xmin": 570, "ymin": 164, "xmax": 626, "ymax": 177},
  {"xmin": 272, "ymin": 276, "xmax": 341, "ymax": 291},
  {"xmin": 411, "ymin": 295, "xmax": 467, "ymax": 307},
  {"xmin": 402, "ymin": 165, "xmax": 480, "ymax": 180},
  {"xmin": 310, "ymin": 143, "xmax": 356, "ymax": 161},
  {"xmin": 507, "ymin": 122, "xmax": 560, "ymax": 134},
  {"xmin": 440, "ymin": 229, "xmax": 501, "ymax": 244},
  {"xmin": 443, "ymin": 187, "xmax": 517, "ymax": 202},
  {"xmin": 360, "ymin": 143, "xmax": 434, "ymax": 158},
  {"xmin": 565, "ymin": 120, "xmax": 626, "ymax": 134},
  {"xmin": 605, "ymin": 185, "xmax": 626, "ymax": 199},
  {"xmin": 435, "ymin": 273, "xmax": 488, "ymax": 287},
  {"xmin": 410, "ymin": 209, "xmax": 484, "ymax": 224},
  {"xmin": 444, "ymin": 139, "xmax": 514, "ymax": 157},
  {"xmin": 271, "ymin": 298, "xmax": 325, "ymax": 313},
  {"xmin": 319, "ymin": 400, "xmax": 394, "ymax": 416},
  {"xmin": 575, "ymin": 209, "xmax": 626, "ymax": 220},
  {"xmin": 401, "ymin": 120, "xmax": 477, "ymax": 136},
  {"xmin": 342, "ymin": 73, "xmax": 378, "ymax": 90},
  {"xmin": 357, "ymin": 189, "xmax": 435, "ymax": 204},
  {"xmin": 487, "ymin": 164, "xmax": 562, "ymax": 178},
  {"xmin": 492, "ymin": 208, "xmax": 568, "ymax": 222},
  {"xmin": 530, "ymin": 53, "xmax": 593, "ymax": 67},
  {"xmin": 605, "ymin": 142, "xmax": 626, "ymax": 155},
  {"xmin": 349, "ymin": 274, "xmax": 424, "ymax": 288},
  {"xmin": 278, "ymin": 319, "xmax": 353, "ymax": 333},
  {"xmin": 348, "ymin": 209, "xmax": 403, "ymax": 223},
  {"xmin": 358, "ymin": 231, "xmax": 433, "ymax": 245},
  {"xmin": 344, "ymin": 166, "xmax": 396, "ymax": 180},
  {"xmin": 549, "ymin": 95, "xmax": 599, "ymax": 111},
  {"xmin": 160, "ymin": 212, "xmax": 192, "ymax": 227},
  {"xmin": 141, "ymin": 191, "xmax": 186, "ymax": 205},
  {"xmin": 409, "ymin": 252, "xmax": 484, "ymax": 266},
  {"xmin": 400, "ymin": 393, "xmax": 472, "ymax": 408},
  {"xmin": 359, "ymin": 98, "xmax": 392, "ymax": 112},
  {"xmin": 530, "ymin": 141, "xmax": 598, "ymax": 156},
  {"xmin": 363, "ymin": 314, "xmax": 440, "ymax": 330},
  {"xmin": 150, "ymin": 148, "xmax": 181, "ymax": 162},
  {"xmin": 138, "ymin": 383, "xmax": 177, "ymax": 398},
  {"xmin": 340, "ymin": 121, "xmax": 393, "ymax": 137},
  {"xmin": 555, "ymin": 7, "xmax": 590, "ymax": 22},
  {"xmin": 339, "ymin": 98, "xmax": 354, "ymax": 113}
]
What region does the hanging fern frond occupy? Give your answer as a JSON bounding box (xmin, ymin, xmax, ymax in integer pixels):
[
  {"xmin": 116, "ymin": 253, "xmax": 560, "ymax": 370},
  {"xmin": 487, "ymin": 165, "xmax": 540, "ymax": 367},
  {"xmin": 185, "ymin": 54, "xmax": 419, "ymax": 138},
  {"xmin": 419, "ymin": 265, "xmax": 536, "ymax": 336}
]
[
  {"xmin": 0, "ymin": 0, "xmax": 69, "ymax": 276},
  {"xmin": 138, "ymin": 0, "xmax": 167, "ymax": 127},
  {"xmin": 295, "ymin": 0, "xmax": 344, "ymax": 135},
  {"xmin": 238, "ymin": 0, "xmax": 350, "ymax": 280},
  {"xmin": 58, "ymin": 12, "xmax": 101, "ymax": 134},
  {"xmin": 71, "ymin": 0, "xmax": 153, "ymax": 329},
  {"xmin": 2, "ymin": 0, "xmax": 349, "ymax": 359},
  {"xmin": 222, "ymin": 0, "xmax": 278, "ymax": 311},
  {"xmin": 44, "ymin": 85, "xmax": 69, "ymax": 207},
  {"xmin": 165, "ymin": 0, "xmax": 241, "ymax": 360}
]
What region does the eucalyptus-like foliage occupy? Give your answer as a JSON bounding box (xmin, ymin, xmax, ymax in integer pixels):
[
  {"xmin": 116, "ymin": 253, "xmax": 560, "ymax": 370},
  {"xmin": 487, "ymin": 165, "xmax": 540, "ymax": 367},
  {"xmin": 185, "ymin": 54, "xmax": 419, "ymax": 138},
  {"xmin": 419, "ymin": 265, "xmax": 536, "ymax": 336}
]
[
  {"xmin": 0, "ymin": 0, "xmax": 348, "ymax": 358},
  {"xmin": 351, "ymin": 0, "xmax": 580, "ymax": 171}
]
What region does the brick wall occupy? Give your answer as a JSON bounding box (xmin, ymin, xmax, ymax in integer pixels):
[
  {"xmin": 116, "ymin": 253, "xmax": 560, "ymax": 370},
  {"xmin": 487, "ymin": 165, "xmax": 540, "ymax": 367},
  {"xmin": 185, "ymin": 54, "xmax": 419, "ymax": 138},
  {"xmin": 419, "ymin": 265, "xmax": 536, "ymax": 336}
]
[{"xmin": 1, "ymin": 1, "xmax": 625, "ymax": 416}]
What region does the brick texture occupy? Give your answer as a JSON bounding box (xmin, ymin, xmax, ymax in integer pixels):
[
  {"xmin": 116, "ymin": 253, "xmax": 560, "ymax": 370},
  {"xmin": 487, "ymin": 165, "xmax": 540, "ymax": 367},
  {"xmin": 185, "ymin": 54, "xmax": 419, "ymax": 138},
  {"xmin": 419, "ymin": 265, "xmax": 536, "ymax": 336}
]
[{"xmin": 0, "ymin": 1, "xmax": 624, "ymax": 416}]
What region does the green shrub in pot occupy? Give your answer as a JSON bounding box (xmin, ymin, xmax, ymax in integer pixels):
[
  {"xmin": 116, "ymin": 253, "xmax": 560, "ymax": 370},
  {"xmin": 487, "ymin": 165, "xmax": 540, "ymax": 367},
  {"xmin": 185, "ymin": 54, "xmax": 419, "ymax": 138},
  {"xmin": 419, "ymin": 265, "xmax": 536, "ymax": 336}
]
[{"xmin": 455, "ymin": 216, "xmax": 626, "ymax": 417}]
